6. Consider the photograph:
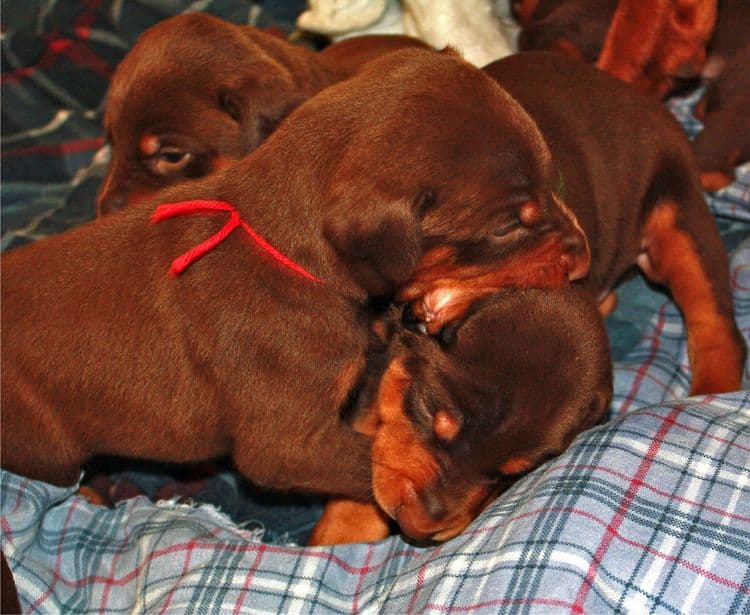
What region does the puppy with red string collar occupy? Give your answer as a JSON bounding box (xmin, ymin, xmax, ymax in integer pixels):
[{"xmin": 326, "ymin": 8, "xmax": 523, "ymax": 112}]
[{"xmin": 1, "ymin": 48, "xmax": 587, "ymax": 539}]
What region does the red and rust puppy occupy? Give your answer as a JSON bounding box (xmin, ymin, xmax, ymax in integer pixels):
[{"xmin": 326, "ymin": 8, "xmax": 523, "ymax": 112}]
[
  {"xmin": 475, "ymin": 51, "xmax": 745, "ymax": 394},
  {"xmin": 98, "ymin": 12, "xmax": 426, "ymax": 214},
  {"xmin": 517, "ymin": 0, "xmax": 749, "ymax": 97},
  {"xmin": 310, "ymin": 288, "xmax": 612, "ymax": 545},
  {"xmin": 1, "ymin": 48, "xmax": 585, "ymax": 512},
  {"xmin": 595, "ymin": 0, "xmax": 717, "ymax": 97},
  {"xmin": 310, "ymin": 52, "xmax": 747, "ymax": 547},
  {"xmin": 693, "ymin": 45, "xmax": 750, "ymax": 191}
]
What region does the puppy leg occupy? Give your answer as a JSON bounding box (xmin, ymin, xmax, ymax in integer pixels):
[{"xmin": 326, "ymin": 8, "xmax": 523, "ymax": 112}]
[
  {"xmin": 637, "ymin": 201, "xmax": 745, "ymax": 394},
  {"xmin": 596, "ymin": 0, "xmax": 668, "ymax": 84},
  {"xmin": 597, "ymin": 0, "xmax": 716, "ymax": 96},
  {"xmin": 308, "ymin": 499, "xmax": 391, "ymax": 545}
]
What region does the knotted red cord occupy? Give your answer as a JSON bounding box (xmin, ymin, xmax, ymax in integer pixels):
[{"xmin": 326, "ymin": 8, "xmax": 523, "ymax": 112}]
[{"xmin": 150, "ymin": 199, "xmax": 323, "ymax": 283}]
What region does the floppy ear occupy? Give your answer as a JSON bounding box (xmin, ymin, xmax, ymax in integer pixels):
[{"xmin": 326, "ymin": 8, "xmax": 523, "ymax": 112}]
[
  {"xmin": 220, "ymin": 71, "xmax": 307, "ymax": 150},
  {"xmin": 324, "ymin": 184, "xmax": 424, "ymax": 297}
]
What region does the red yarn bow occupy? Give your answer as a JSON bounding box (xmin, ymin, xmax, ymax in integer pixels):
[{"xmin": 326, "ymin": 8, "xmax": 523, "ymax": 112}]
[{"xmin": 151, "ymin": 200, "xmax": 323, "ymax": 283}]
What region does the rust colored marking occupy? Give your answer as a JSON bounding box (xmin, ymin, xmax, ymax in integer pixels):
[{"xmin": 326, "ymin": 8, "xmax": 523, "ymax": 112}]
[
  {"xmin": 78, "ymin": 486, "xmax": 107, "ymax": 507},
  {"xmin": 640, "ymin": 202, "xmax": 743, "ymax": 394},
  {"xmin": 519, "ymin": 201, "xmax": 542, "ymax": 227},
  {"xmin": 700, "ymin": 171, "xmax": 734, "ymax": 192},
  {"xmin": 401, "ymin": 235, "xmax": 569, "ymax": 300},
  {"xmin": 370, "ymin": 359, "xmax": 441, "ymax": 516},
  {"xmin": 308, "ymin": 499, "xmax": 390, "ymax": 545},
  {"xmin": 598, "ymin": 291, "xmax": 618, "ymax": 317},
  {"xmin": 398, "ymin": 235, "xmax": 570, "ymax": 333},
  {"xmin": 499, "ymin": 456, "xmax": 533, "ymax": 476},
  {"xmin": 138, "ymin": 134, "xmax": 160, "ymax": 157},
  {"xmin": 433, "ymin": 409, "xmax": 461, "ymax": 442}
]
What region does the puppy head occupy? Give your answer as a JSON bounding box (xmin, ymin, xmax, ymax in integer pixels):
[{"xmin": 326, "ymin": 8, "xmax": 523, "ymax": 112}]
[
  {"xmin": 356, "ymin": 287, "xmax": 611, "ymax": 542},
  {"xmin": 321, "ymin": 48, "xmax": 589, "ymax": 300},
  {"xmin": 98, "ymin": 13, "xmax": 312, "ymax": 214}
]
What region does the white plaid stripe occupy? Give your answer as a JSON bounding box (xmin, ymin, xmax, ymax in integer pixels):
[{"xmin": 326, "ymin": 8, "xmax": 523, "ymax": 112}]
[{"xmin": 682, "ymin": 448, "xmax": 750, "ymax": 613}]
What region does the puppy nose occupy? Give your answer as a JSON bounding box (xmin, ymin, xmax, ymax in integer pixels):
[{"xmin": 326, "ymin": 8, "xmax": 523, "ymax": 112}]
[{"xmin": 401, "ymin": 304, "xmax": 428, "ymax": 334}]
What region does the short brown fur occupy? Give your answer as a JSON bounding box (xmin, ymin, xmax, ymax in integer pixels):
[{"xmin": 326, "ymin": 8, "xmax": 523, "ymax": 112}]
[
  {"xmin": 1, "ymin": 48, "xmax": 587, "ymax": 530},
  {"xmin": 98, "ymin": 13, "xmax": 427, "ymax": 213},
  {"xmin": 484, "ymin": 52, "xmax": 745, "ymax": 395}
]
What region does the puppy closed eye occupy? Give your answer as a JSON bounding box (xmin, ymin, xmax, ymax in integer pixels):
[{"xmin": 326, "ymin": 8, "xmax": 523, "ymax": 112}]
[
  {"xmin": 492, "ymin": 201, "xmax": 543, "ymax": 238},
  {"xmin": 492, "ymin": 219, "xmax": 522, "ymax": 237}
]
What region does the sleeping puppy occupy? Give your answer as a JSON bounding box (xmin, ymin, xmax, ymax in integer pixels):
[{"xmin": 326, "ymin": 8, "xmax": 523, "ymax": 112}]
[
  {"xmin": 399, "ymin": 51, "xmax": 744, "ymax": 396},
  {"xmin": 310, "ymin": 288, "xmax": 612, "ymax": 545},
  {"xmin": 1, "ymin": 48, "xmax": 586, "ymax": 517},
  {"xmin": 310, "ymin": 51, "xmax": 746, "ymax": 546},
  {"xmin": 98, "ymin": 12, "xmax": 427, "ymax": 214},
  {"xmin": 692, "ymin": 45, "xmax": 750, "ymax": 191}
]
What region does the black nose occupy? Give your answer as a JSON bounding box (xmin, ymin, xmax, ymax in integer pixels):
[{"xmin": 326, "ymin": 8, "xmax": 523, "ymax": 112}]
[{"xmin": 401, "ymin": 304, "xmax": 428, "ymax": 334}]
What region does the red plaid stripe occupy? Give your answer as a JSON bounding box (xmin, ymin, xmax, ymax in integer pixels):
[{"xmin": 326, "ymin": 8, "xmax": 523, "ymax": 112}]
[{"xmin": 572, "ymin": 405, "xmax": 683, "ymax": 611}]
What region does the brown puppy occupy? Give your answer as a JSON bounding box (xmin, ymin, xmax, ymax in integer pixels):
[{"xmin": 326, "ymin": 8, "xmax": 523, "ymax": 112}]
[
  {"xmin": 318, "ymin": 33, "xmax": 430, "ymax": 73},
  {"xmin": 311, "ymin": 51, "xmax": 746, "ymax": 546},
  {"xmin": 479, "ymin": 51, "xmax": 744, "ymax": 394},
  {"xmin": 98, "ymin": 12, "xmax": 427, "ymax": 214},
  {"xmin": 310, "ymin": 288, "xmax": 612, "ymax": 545},
  {"xmin": 693, "ymin": 45, "xmax": 750, "ymax": 191},
  {"xmin": 516, "ymin": 0, "xmax": 618, "ymax": 63},
  {"xmin": 1, "ymin": 48, "xmax": 585, "ymax": 509},
  {"xmin": 517, "ymin": 0, "xmax": 749, "ymax": 97},
  {"xmin": 596, "ymin": 0, "xmax": 718, "ymax": 97}
]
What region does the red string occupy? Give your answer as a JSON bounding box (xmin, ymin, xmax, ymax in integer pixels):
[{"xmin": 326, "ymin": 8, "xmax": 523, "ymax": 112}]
[{"xmin": 150, "ymin": 200, "xmax": 323, "ymax": 283}]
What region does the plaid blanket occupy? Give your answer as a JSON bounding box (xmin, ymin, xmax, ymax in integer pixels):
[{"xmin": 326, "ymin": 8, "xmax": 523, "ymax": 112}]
[{"xmin": 2, "ymin": 2, "xmax": 750, "ymax": 613}]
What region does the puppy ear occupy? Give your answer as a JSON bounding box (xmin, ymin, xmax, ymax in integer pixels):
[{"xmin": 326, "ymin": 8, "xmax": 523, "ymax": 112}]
[
  {"xmin": 324, "ymin": 186, "xmax": 425, "ymax": 296},
  {"xmin": 551, "ymin": 194, "xmax": 591, "ymax": 280},
  {"xmin": 220, "ymin": 73, "xmax": 307, "ymax": 150}
]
